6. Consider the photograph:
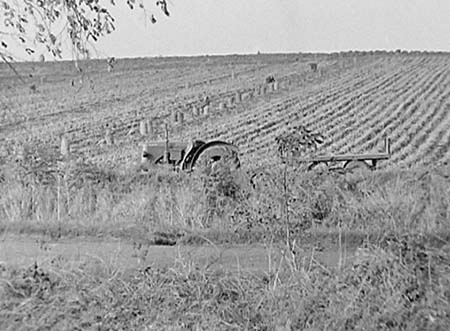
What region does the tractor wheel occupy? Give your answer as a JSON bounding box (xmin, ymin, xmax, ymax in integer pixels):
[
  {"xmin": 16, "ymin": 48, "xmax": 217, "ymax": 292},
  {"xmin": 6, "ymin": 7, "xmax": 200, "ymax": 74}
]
[{"xmin": 193, "ymin": 143, "xmax": 240, "ymax": 175}]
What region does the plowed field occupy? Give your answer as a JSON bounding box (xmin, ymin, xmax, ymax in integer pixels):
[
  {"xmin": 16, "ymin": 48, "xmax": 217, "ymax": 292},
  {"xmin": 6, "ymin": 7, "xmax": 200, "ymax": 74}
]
[{"xmin": 1, "ymin": 52, "xmax": 449, "ymax": 170}]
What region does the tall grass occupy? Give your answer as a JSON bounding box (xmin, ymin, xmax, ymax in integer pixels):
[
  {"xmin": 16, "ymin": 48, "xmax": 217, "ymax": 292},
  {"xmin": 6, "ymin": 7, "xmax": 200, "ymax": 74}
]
[
  {"xmin": 0, "ymin": 159, "xmax": 449, "ymax": 242},
  {"xmin": 1, "ymin": 233, "xmax": 449, "ymax": 330},
  {"xmin": 1, "ymin": 159, "xmax": 450, "ymax": 329}
]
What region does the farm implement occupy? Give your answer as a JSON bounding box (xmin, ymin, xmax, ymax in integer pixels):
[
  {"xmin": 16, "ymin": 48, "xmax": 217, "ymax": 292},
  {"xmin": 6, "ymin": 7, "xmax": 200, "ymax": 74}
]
[
  {"xmin": 276, "ymin": 125, "xmax": 391, "ymax": 172},
  {"xmin": 250, "ymin": 127, "xmax": 391, "ymax": 190},
  {"xmin": 299, "ymin": 137, "xmax": 391, "ymax": 172}
]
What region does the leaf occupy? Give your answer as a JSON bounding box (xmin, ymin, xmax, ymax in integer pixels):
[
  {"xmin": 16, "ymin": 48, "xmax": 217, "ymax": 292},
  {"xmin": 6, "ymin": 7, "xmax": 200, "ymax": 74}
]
[
  {"xmin": 49, "ymin": 33, "xmax": 56, "ymax": 45},
  {"xmin": 156, "ymin": 0, "xmax": 170, "ymax": 16},
  {"xmin": 17, "ymin": 24, "xmax": 25, "ymax": 33}
]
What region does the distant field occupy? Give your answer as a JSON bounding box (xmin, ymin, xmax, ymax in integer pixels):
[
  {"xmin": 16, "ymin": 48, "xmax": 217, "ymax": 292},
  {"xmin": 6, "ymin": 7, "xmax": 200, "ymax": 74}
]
[{"xmin": 2, "ymin": 51, "xmax": 449, "ymax": 170}]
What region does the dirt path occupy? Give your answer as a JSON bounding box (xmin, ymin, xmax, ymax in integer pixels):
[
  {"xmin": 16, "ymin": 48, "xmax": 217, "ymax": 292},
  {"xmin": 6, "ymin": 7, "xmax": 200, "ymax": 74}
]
[{"xmin": 0, "ymin": 234, "xmax": 356, "ymax": 273}]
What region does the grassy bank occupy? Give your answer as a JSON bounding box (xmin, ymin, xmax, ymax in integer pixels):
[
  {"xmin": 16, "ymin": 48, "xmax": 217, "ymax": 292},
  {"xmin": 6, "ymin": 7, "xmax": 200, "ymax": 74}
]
[
  {"xmin": 1, "ymin": 159, "xmax": 450, "ymax": 329},
  {"xmin": 0, "ymin": 159, "xmax": 449, "ymax": 244},
  {"xmin": 1, "ymin": 233, "xmax": 449, "ymax": 330}
]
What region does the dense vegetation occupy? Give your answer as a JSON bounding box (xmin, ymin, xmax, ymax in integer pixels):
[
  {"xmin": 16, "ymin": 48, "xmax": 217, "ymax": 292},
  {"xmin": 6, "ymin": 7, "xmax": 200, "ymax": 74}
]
[
  {"xmin": 2, "ymin": 233, "xmax": 450, "ymax": 330},
  {"xmin": 1, "ymin": 159, "xmax": 450, "ymax": 330}
]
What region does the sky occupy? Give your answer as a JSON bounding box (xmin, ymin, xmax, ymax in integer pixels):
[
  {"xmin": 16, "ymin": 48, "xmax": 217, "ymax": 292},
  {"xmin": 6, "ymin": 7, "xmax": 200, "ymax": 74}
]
[
  {"xmin": 92, "ymin": 0, "xmax": 450, "ymax": 58},
  {"xmin": 7, "ymin": 0, "xmax": 450, "ymax": 60}
]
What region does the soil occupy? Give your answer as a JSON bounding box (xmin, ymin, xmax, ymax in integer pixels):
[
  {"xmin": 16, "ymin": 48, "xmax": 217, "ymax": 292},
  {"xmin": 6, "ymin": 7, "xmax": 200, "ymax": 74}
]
[{"xmin": 0, "ymin": 234, "xmax": 357, "ymax": 273}]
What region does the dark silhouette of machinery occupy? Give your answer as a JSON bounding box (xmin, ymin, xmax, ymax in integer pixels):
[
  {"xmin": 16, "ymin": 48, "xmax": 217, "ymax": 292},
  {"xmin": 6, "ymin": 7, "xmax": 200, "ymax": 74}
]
[{"xmin": 141, "ymin": 125, "xmax": 239, "ymax": 172}]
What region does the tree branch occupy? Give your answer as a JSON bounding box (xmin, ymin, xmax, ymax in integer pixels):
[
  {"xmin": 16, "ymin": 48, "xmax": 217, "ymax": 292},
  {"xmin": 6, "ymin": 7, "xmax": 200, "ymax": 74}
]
[{"xmin": 0, "ymin": 52, "xmax": 26, "ymax": 84}]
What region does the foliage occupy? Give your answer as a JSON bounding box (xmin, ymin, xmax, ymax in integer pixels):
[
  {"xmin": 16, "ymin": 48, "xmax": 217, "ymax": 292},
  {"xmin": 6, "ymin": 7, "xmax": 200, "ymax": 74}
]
[
  {"xmin": 0, "ymin": 0, "xmax": 170, "ymax": 60},
  {"xmin": 275, "ymin": 125, "xmax": 325, "ymax": 160}
]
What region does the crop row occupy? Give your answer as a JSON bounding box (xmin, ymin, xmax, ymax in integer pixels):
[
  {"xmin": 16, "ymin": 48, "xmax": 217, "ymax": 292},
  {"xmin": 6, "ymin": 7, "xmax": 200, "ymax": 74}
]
[{"xmin": 2, "ymin": 54, "xmax": 449, "ymax": 170}]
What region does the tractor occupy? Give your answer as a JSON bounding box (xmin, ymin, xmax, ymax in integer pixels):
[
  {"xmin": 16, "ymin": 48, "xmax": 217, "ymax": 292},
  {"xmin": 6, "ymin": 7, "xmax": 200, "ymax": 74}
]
[{"xmin": 140, "ymin": 127, "xmax": 240, "ymax": 173}]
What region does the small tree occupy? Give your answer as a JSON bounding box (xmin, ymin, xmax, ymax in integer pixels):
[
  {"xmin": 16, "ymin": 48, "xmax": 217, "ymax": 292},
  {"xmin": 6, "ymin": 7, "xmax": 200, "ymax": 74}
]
[{"xmin": 0, "ymin": 0, "xmax": 170, "ymax": 62}]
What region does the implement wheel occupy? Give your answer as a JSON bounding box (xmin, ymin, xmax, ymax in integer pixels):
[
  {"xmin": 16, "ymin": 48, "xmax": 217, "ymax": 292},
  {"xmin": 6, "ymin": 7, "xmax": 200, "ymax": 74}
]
[
  {"xmin": 344, "ymin": 160, "xmax": 371, "ymax": 175},
  {"xmin": 308, "ymin": 161, "xmax": 329, "ymax": 172}
]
